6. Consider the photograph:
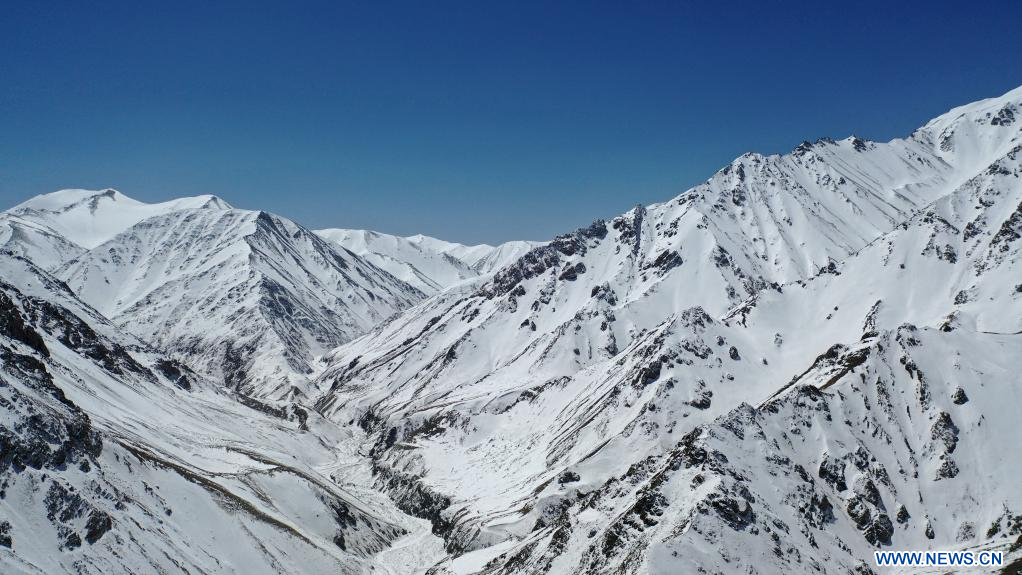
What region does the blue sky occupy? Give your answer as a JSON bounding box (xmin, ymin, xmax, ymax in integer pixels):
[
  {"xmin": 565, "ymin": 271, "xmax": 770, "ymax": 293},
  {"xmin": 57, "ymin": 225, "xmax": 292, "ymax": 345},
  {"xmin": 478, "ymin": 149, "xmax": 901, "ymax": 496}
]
[{"xmin": 2, "ymin": 1, "xmax": 1020, "ymax": 244}]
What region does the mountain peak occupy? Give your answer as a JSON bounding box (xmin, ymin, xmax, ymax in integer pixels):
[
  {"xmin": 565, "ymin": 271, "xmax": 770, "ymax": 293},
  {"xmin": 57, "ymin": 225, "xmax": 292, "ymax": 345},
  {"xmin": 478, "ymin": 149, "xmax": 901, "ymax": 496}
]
[
  {"xmin": 11, "ymin": 188, "xmax": 233, "ymax": 215},
  {"xmin": 912, "ymin": 84, "xmax": 1022, "ymax": 170},
  {"xmin": 11, "ymin": 188, "xmax": 131, "ymax": 213},
  {"xmin": 4, "ymin": 189, "xmax": 233, "ymax": 250}
]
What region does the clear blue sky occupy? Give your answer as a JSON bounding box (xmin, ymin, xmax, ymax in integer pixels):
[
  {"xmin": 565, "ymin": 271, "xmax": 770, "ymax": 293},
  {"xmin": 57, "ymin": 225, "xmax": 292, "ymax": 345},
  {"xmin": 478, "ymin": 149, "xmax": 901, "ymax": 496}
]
[{"xmin": 2, "ymin": 1, "xmax": 1020, "ymax": 244}]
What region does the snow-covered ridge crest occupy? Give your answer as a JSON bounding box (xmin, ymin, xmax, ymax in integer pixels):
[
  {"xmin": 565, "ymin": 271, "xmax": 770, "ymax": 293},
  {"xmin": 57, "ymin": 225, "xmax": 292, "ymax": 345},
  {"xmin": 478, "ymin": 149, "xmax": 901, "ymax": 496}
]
[
  {"xmin": 57, "ymin": 206, "xmax": 425, "ymax": 400},
  {"xmin": 310, "ymin": 84, "xmax": 1022, "ymax": 572},
  {"xmin": 0, "ymin": 213, "xmax": 87, "ymax": 270},
  {"xmin": 315, "ymin": 228, "xmax": 541, "ymax": 294},
  {"xmin": 916, "ymin": 83, "xmax": 1022, "ymax": 173},
  {"xmin": 6, "ymin": 188, "xmax": 231, "ymax": 250}
]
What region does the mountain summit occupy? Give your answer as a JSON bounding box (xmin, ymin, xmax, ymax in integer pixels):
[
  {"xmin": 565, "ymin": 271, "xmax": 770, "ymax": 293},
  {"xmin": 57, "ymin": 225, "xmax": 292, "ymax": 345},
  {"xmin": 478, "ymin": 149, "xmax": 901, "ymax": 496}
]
[{"xmin": 8, "ymin": 188, "xmax": 231, "ymax": 250}]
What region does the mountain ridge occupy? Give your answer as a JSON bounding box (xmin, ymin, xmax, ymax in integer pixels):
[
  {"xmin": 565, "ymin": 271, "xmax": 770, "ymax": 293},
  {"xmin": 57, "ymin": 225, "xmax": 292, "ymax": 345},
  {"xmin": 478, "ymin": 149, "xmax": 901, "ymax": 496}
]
[
  {"xmin": 2, "ymin": 84, "xmax": 1021, "ymax": 574},
  {"xmin": 56, "ymin": 206, "xmax": 425, "ymax": 400},
  {"xmin": 308, "ymin": 84, "xmax": 1022, "ymax": 573},
  {"xmin": 316, "ymin": 228, "xmax": 541, "ymax": 295}
]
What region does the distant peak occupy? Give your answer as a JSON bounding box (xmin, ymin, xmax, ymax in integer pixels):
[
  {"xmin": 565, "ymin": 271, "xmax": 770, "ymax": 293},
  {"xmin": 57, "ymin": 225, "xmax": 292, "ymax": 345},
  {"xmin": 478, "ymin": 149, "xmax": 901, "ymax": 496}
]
[
  {"xmin": 921, "ymin": 83, "xmax": 1022, "ymax": 133},
  {"xmin": 8, "ymin": 188, "xmax": 136, "ymax": 214},
  {"xmin": 848, "ymin": 136, "xmax": 872, "ymax": 152},
  {"xmin": 193, "ymin": 195, "xmax": 232, "ymax": 210},
  {"xmin": 792, "ymin": 140, "xmax": 815, "ymax": 155}
]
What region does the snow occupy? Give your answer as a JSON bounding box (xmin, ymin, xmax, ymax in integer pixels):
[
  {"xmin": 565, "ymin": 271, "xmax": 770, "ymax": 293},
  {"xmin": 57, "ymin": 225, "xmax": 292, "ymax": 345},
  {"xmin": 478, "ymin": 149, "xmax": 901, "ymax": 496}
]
[
  {"xmin": 316, "ymin": 228, "xmax": 541, "ymax": 294},
  {"xmin": 3, "ymin": 84, "xmax": 1022, "ymax": 574},
  {"xmin": 57, "ymin": 208, "xmax": 424, "ymax": 400},
  {"xmin": 312, "ymin": 84, "xmax": 1022, "ymax": 571},
  {"xmin": 0, "ymin": 253, "xmax": 446, "ymax": 574},
  {"xmin": 0, "ymin": 213, "xmax": 86, "ymax": 270},
  {"xmin": 6, "ymin": 188, "xmax": 231, "ymax": 249}
]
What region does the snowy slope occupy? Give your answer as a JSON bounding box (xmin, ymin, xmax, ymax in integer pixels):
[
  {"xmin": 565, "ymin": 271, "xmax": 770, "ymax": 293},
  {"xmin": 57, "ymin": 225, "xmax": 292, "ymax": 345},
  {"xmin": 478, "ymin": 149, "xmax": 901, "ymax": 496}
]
[
  {"xmin": 404, "ymin": 234, "xmax": 540, "ymax": 275},
  {"xmin": 316, "ymin": 229, "xmax": 480, "ymax": 294},
  {"xmin": 311, "ymin": 85, "xmax": 1022, "ymax": 572},
  {"xmin": 316, "ymin": 228, "xmax": 541, "ymax": 294},
  {"xmin": 0, "ymin": 252, "xmax": 445, "ymax": 574},
  {"xmin": 57, "ymin": 207, "xmax": 425, "ymax": 400},
  {"xmin": 0, "ymin": 213, "xmax": 86, "ymax": 270},
  {"xmin": 455, "ymin": 327, "xmax": 1022, "ymax": 575},
  {"xmin": 6, "ymin": 188, "xmax": 231, "ymax": 249}
]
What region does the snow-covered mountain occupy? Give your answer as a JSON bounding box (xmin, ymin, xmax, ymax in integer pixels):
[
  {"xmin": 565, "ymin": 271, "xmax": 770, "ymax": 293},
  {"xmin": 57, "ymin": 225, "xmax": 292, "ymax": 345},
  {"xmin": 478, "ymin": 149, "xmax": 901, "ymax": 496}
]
[
  {"xmin": 6, "ymin": 188, "xmax": 231, "ymax": 251},
  {"xmin": 403, "ymin": 234, "xmax": 541, "ymax": 276},
  {"xmin": 3, "ymin": 85, "xmax": 1022, "ymax": 574},
  {"xmin": 0, "ymin": 252, "xmax": 444, "ymax": 573},
  {"xmin": 316, "ymin": 228, "xmax": 540, "ymax": 294},
  {"xmin": 0, "ymin": 213, "xmax": 86, "ymax": 270},
  {"xmin": 57, "ymin": 206, "xmax": 424, "ymax": 400},
  {"xmin": 310, "ymin": 85, "xmax": 1022, "ymax": 573},
  {"xmin": 1, "ymin": 188, "xmax": 230, "ymax": 273},
  {"xmin": 3, "ymin": 189, "xmax": 428, "ymax": 400}
]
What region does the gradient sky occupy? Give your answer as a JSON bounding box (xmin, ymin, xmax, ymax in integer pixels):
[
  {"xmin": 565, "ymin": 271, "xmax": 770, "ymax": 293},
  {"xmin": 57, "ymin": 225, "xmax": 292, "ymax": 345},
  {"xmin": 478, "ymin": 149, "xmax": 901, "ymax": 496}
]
[{"xmin": 2, "ymin": 1, "xmax": 1021, "ymax": 244}]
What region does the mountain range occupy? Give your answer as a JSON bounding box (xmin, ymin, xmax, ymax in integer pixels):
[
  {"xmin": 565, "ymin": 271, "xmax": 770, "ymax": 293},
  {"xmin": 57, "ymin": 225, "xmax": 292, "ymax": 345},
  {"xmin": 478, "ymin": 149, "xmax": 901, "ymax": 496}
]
[{"xmin": 2, "ymin": 86, "xmax": 1021, "ymax": 574}]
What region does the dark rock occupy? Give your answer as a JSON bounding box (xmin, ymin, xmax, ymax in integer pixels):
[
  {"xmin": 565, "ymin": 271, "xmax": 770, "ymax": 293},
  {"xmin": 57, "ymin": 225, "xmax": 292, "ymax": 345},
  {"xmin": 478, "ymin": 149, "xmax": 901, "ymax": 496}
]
[
  {"xmin": 707, "ymin": 492, "xmax": 755, "ymax": 531},
  {"xmin": 155, "ymin": 359, "xmax": 192, "ymax": 390},
  {"xmin": 558, "ymin": 471, "xmax": 581, "ymax": 484},
  {"xmin": 633, "ymin": 489, "xmax": 668, "ymax": 527},
  {"xmin": 951, "ymin": 388, "xmax": 969, "ymax": 405},
  {"xmin": 0, "ymin": 289, "xmax": 49, "ymax": 357},
  {"xmin": 84, "ymin": 510, "xmax": 112, "ymax": 544},
  {"xmin": 0, "ymin": 349, "xmax": 103, "ymax": 473},
  {"xmin": 558, "ymin": 262, "xmax": 587, "ymax": 281},
  {"xmin": 611, "ymin": 206, "xmax": 645, "ymax": 255},
  {"xmin": 590, "ymin": 283, "xmax": 617, "ymax": 305},
  {"xmin": 931, "ymin": 411, "xmax": 959, "ymax": 453},
  {"xmin": 61, "ymin": 531, "xmax": 82, "ymax": 551},
  {"xmin": 818, "ymin": 454, "xmax": 847, "ymax": 492},
  {"xmin": 853, "ymin": 477, "xmax": 883, "ymax": 507},
  {"xmin": 806, "ymin": 494, "xmax": 835, "ymax": 526},
  {"xmin": 330, "ymin": 502, "xmax": 357, "ymax": 551},
  {"xmin": 484, "ymin": 221, "xmax": 607, "ymax": 297},
  {"xmin": 372, "ymin": 461, "xmax": 456, "ymax": 551},
  {"xmin": 846, "ymin": 496, "xmax": 872, "ymax": 528},
  {"xmin": 864, "ymin": 513, "xmax": 894, "ymax": 546},
  {"xmin": 676, "ymin": 428, "xmax": 707, "ymax": 468},
  {"xmin": 643, "ymin": 250, "xmax": 683, "ymax": 277},
  {"xmin": 935, "ymin": 458, "xmax": 959, "ymax": 480},
  {"xmin": 686, "ymin": 390, "xmax": 712, "ymax": 410},
  {"xmin": 20, "ymin": 295, "xmax": 148, "ymax": 377},
  {"xmin": 991, "ymin": 105, "xmax": 1016, "ymax": 127}
]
